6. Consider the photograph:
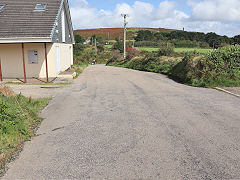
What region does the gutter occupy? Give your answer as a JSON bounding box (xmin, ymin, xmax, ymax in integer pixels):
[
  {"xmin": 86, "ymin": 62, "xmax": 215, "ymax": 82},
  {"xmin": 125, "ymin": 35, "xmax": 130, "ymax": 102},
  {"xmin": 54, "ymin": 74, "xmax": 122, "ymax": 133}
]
[{"xmin": 0, "ymin": 37, "xmax": 52, "ymax": 44}]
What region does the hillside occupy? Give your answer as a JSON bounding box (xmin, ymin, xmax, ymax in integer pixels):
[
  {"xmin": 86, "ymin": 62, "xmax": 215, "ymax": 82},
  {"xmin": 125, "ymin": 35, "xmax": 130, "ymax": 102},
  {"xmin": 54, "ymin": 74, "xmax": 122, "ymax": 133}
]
[{"xmin": 74, "ymin": 27, "xmax": 175, "ymax": 40}]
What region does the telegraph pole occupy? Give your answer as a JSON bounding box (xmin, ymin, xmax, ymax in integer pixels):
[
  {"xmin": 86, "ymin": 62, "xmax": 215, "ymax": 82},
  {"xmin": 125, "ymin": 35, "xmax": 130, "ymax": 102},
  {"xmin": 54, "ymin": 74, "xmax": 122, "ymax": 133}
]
[{"xmin": 121, "ymin": 14, "xmax": 128, "ymax": 59}]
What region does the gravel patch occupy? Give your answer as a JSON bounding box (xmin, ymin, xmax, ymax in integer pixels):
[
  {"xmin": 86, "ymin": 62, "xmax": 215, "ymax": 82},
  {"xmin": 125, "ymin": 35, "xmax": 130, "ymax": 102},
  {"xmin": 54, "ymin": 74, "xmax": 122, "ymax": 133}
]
[{"xmin": 7, "ymin": 84, "xmax": 65, "ymax": 99}]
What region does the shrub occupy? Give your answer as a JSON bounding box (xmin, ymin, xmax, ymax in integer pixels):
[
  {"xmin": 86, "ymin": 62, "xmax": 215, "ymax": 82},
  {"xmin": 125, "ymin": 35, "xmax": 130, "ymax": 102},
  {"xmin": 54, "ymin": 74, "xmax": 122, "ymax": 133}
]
[
  {"xmin": 126, "ymin": 48, "xmax": 140, "ymax": 60},
  {"xmin": 73, "ymin": 44, "xmax": 85, "ymax": 56},
  {"xmin": 108, "ymin": 45, "xmax": 240, "ymax": 87},
  {"xmin": 158, "ymin": 46, "xmax": 174, "ymax": 56},
  {"xmin": 134, "ymin": 41, "xmax": 159, "ymax": 47},
  {"xmin": 170, "ymin": 45, "xmax": 240, "ymax": 87},
  {"xmin": 108, "ymin": 52, "xmax": 179, "ymax": 74},
  {"xmin": 106, "ymin": 50, "xmax": 124, "ymax": 65},
  {"xmin": 97, "ymin": 44, "xmax": 105, "ymax": 52},
  {"xmin": 113, "ymin": 40, "xmax": 131, "ymax": 53}
]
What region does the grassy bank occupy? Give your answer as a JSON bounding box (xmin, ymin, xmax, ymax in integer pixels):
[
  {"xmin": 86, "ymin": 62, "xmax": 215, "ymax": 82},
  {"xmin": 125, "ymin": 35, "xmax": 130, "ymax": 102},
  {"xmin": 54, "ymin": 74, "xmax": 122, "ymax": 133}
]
[
  {"xmin": 107, "ymin": 45, "xmax": 240, "ymax": 87},
  {"xmin": 0, "ymin": 91, "xmax": 49, "ymax": 173}
]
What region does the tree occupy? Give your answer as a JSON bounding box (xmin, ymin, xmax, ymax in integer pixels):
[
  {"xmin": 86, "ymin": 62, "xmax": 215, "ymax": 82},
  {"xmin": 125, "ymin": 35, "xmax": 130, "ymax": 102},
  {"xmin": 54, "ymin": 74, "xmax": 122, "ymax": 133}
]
[
  {"xmin": 91, "ymin": 34, "xmax": 104, "ymax": 45},
  {"xmin": 113, "ymin": 39, "xmax": 131, "ymax": 53},
  {"xmin": 74, "ymin": 34, "xmax": 85, "ymax": 44},
  {"xmin": 154, "ymin": 33, "xmax": 165, "ymax": 41},
  {"xmin": 206, "ymin": 32, "xmax": 221, "ymax": 48},
  {"xmin": 135, "ymin": 30, "xmax": 154, "ymax": 41},
  {"xmin": 233, "ymin": 35, "xmax": 240, "ymax": 44}
]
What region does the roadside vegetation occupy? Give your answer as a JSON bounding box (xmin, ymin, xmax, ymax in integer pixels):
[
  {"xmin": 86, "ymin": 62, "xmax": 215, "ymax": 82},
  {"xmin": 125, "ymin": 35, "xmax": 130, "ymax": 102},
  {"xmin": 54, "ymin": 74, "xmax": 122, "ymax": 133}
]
[
  {"xmin": 0, "ymin": 85, "xmax": 49, "ymax": 173},
  {"xmin": 73, "ymin": 29, "xmax": 240, "ymax": 88},
  {"xmin": 107, "ymin": 45, "xmax": 240, "ymax": 87},
  {"xmin": 74, "ymin": 34, "xmax": 114, "ymax": 65}
]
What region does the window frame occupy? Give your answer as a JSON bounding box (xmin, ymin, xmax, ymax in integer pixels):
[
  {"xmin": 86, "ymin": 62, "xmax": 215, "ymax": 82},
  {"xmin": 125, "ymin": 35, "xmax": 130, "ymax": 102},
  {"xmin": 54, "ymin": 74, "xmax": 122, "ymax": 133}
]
[
  {"xmin": 0, "ymin": 5, "xmax": 5, "ymax": 12},
  {"xmin": 61, "ymin": 9, "xmax": 66, "ymax": 43},
  {"xmin": 34, "ymin": 4, "xmax": 47, "ymax": 11}
]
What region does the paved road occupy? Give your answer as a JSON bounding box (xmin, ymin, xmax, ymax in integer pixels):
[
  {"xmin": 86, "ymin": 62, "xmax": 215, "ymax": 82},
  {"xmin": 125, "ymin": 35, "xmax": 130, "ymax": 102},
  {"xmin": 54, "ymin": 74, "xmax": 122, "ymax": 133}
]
[{"xmin": 2, "ymin": 65, "xmax": 240, "ymax": 179}]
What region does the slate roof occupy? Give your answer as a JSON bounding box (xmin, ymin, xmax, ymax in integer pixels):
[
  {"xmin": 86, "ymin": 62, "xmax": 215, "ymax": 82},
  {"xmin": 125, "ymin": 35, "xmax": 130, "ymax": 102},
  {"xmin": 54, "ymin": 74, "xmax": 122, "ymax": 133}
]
[{"xmin": 0, "ymin": 0, "xmax": 62, "ymax": 38}]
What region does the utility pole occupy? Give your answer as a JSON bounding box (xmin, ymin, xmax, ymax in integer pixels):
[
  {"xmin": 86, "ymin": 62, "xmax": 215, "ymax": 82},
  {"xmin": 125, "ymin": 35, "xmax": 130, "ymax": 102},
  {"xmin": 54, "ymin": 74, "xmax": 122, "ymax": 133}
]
[{"xmin": 121, "ymin": 14, "xmax": 128, "ymax": 59}]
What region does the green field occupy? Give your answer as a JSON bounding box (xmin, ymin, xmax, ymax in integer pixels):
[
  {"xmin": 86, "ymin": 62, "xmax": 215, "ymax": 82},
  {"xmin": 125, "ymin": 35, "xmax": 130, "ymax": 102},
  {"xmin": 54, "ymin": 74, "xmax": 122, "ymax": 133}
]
[
  {"xmin": 138, "ymin": 47, "xmax": 159, "ymax": 52},
  {"xmin": 105, "ymin": 45, "xmax": 213, "ymax": 54},
  {"xmin": 138, "ymin": 47, "xmax": 213, "ymax": 53},
  {"xmin": 174, "ymin": 48, "xmax": 213, "ymax": 53},
  {"xmin": 105, "ymin": 44, "xmax": 113, "ymax": 48}
]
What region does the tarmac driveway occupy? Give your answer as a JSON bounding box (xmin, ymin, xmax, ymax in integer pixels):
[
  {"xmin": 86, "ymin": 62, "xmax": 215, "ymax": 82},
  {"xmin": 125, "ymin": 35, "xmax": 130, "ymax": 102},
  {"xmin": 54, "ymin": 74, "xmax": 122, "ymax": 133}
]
[{"xmin": 2, "ymin": 65, "xmax": 240, "ymax": 179}]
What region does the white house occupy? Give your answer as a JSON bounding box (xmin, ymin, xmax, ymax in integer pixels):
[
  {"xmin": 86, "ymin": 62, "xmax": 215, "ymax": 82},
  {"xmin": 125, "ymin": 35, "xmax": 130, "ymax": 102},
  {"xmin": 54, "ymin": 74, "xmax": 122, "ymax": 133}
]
[{"xmin": 0, "ymin": 0, "xmax": 75, "ymax": 82}]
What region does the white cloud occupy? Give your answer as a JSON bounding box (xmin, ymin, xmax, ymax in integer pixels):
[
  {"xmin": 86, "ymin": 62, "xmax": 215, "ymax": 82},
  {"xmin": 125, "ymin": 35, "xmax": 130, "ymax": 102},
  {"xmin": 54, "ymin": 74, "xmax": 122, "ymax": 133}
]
[
  {"xmin": 189, "ymin": 0, "xmax": 240, "ymax": 23},
  {"xmin": 70, "ymin": 0, "xmax": 240, "ymax": 37}
]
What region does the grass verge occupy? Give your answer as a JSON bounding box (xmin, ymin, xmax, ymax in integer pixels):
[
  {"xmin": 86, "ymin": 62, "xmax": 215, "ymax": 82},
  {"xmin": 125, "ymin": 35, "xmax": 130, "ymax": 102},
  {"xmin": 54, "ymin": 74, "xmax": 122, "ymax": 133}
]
[
  {"xmin": 0, "ymin": 93, "xmax": 49, "ymax": 175},
  {"xmin": 67, "ymin": 64, "xmax": 88, "ymax": 79}
]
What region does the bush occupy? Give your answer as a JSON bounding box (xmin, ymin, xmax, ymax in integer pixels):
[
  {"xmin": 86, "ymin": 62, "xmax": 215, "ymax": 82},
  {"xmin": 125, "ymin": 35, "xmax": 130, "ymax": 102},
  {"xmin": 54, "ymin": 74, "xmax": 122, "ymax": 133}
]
[
  {"xmin": 158, "ymin": 46, "xmax": 174, "ymax": 56},
  {"xmin": 170, "ymin": 45, "xmax": 240, "ymax": 87},
  {"xmin": 108, "ymin": 45, "xmax": 240, "ymax": 87},
  {"xmin": 73, "ymin": 44, "xmax": 85, "ymax": 56},
  {"xmin": 97, "ymin": 44, "xmax": 105, "ymax": 52},
  {"xmin": 108, "ymin": 52, "xmax": 179, "ymax": 74},
  {"xmin": 113, "ymin": 40, "xmax": 131, "ymax": 53},
  {"xmin": 126, "ymin": 48, "xmax": 140, "ymax": 60},
  {"xmin": 172, "ymin": 40, "xmax": 210, "ymax": 48},
  {"xmin": 134, "ymin": 41, "xmax": 159, "ymax": 47},
  {"xmin": 106, "ymin": 50, "xmax": 124, "ymax": 65}
]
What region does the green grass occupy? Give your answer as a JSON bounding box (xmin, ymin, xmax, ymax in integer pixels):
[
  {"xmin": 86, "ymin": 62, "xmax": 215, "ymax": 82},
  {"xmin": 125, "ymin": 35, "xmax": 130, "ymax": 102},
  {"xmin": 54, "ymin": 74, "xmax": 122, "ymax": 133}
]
[
  {"xmin": 107, "ymin": 40, "xmax": 117, "ymax": 43},
  {"xmin": 138, "ymin": 47, "xmax": 159, "ymax": 52},
  {"xmin": 127, "ymin": 30, "xmax": 138, "ymax": 32},
  {"xmin": 174, "ymin": 48, "xmax": 213, "ymax": 53},
  {"xmin": 0, "ymin": 94, "xmax": 49, "ymax": 171},
  {"xmin": 138, "ymin": 47, "xmax": 213, "ymax": 54},
  {"xmin": 105, "ymin": 44, "xmax": 113, "ymax": 48},
  {"xmin": 4, "ymin": 82, "xmax": 23, "ymax": 85},
  {"xmin": 69, "ymin": 64, "xmax": 88, "ymax": 79}
]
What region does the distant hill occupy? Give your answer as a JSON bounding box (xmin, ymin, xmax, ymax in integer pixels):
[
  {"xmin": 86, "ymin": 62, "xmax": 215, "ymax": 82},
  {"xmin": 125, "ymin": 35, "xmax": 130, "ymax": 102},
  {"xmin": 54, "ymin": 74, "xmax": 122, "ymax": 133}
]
[{"xmin": 74, "ymin": 27, "xmax": 176, "ymax": 40}]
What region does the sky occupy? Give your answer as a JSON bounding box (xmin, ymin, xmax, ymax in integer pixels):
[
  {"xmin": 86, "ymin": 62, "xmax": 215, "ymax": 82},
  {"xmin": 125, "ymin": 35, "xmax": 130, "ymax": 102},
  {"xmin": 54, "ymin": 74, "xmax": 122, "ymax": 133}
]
[{"xmin": 69, "ymin": 0, "xmax": 240, "ymax": 37}]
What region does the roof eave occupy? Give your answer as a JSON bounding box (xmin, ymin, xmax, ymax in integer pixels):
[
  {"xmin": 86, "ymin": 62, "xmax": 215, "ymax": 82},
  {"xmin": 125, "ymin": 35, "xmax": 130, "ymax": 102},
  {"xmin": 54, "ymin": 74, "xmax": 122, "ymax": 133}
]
[{"xmin": 0, "ymin": 37, "xmax": 52, "ymax": 44}]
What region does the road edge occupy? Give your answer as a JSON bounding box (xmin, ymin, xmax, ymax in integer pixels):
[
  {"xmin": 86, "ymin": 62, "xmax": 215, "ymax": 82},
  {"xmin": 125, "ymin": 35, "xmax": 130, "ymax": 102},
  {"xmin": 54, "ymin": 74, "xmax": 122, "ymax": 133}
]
[{"xmin": 214, "ymin": 87, "xmax": 240, "ymax": 98}]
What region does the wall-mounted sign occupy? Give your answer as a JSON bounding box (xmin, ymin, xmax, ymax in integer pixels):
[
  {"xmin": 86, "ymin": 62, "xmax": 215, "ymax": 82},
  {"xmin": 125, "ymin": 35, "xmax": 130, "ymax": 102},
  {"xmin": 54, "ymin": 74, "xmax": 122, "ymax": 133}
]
[{"xmin": 28, "ymin": 50, "xmax": 38, "ymax": 64}]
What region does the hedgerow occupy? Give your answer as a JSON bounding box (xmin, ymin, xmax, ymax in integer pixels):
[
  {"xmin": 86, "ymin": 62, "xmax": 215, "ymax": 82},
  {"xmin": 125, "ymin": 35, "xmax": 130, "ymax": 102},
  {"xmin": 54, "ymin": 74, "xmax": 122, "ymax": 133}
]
[{"xmin": 108, "ymin": 45, "xmax": 240, "ymax": 87}]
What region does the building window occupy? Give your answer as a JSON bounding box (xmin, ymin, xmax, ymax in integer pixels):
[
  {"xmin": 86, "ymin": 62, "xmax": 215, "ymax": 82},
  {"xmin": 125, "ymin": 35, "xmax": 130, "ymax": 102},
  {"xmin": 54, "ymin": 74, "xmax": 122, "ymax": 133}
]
[
  {"xmin": 28, "ymin": 50, "xmax": 38, "ymax": 64},
  {"xmin": 34, "ymin": 4, "xmax": 46, "ymax": 11},
  {"xmin": 0, "ymin": 5, "xmax": 5, "ymax": 12},
  {"xmin": 61, "ymin": 9, "xmax": 66, "ymax": 43}
]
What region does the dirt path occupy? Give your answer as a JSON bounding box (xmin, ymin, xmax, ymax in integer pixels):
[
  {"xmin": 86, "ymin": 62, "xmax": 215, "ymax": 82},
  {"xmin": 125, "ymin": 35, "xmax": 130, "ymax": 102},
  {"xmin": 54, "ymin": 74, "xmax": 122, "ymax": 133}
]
[{"xmin": 2, "ymin": 65, "xmax": 240, "ymax": 179}]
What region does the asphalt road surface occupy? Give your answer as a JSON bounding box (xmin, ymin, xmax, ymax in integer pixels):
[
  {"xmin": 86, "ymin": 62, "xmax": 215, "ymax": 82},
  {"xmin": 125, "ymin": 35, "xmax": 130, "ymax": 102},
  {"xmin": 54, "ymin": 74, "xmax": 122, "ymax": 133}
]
[{"xmin": 2, "ymin": 65, "xmax": 240, "ymax": 179}]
